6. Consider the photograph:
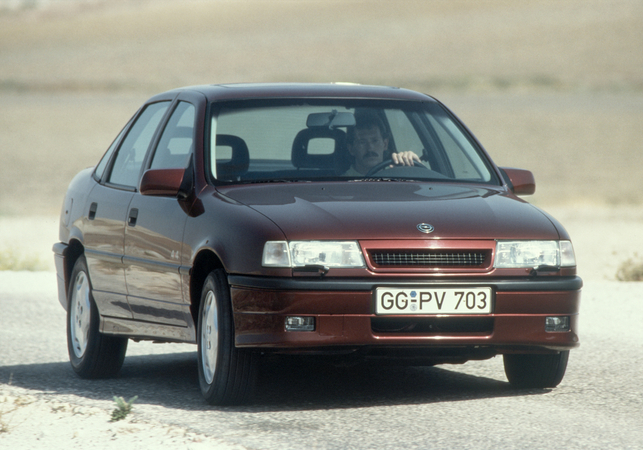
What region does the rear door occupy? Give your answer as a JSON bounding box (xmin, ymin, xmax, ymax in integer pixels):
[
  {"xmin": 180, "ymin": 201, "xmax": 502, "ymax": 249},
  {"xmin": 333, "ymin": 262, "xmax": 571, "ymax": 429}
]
[{"xmin": 83, "ymin": 100, "xmax": 171, "ymax": 319}]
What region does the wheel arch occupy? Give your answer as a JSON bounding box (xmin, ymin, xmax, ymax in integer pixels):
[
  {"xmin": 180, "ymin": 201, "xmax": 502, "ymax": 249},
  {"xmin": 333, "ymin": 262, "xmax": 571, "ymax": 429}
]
[
  {"xmin": 63, "ymin": 239, "xmax": 85, "ymax": 303},
  {"xmin": 190, "ymin": 248, "xmax": 225, "ymax": 327}
]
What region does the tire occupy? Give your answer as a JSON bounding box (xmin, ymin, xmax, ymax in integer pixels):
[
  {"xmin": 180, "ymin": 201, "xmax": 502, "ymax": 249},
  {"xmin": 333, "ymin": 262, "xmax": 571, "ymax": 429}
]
[
  {"xmin": 503, "ymin": 350, "xmax": 569, "ymax": 389},
  {"xmin": 67, "ymin": 255, "xmax": 127, "ymax": 379},
  {"xmin": 197, "ymin": 269, "xmax": 257, "ymax": 405}
]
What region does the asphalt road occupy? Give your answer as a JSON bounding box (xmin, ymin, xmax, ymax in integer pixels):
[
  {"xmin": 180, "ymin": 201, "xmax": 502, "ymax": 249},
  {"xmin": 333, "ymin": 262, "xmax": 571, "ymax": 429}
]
[{"xmin": 1, "ymin": 272, "xmax": 642, "ymax": 449}]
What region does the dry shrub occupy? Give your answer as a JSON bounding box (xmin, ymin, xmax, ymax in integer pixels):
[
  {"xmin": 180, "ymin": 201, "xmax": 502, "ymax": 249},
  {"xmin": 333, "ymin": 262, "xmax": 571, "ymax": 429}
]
[
  {"xmin": 0, "ymin": 248, "xmax": 47, "ymax": 271},
  {"xmin": 616, "ymin": 255, "xmax": 643, "ymax": 282}
]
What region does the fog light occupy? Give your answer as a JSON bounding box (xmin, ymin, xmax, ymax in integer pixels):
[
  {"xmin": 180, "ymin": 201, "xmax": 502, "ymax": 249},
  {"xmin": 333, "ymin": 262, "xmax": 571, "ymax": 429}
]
[
  {"xmin": 545, "ymin": 316, "xmax": 570, "ymax": 332},
  {"xmin": 285, "ymin": 316, "xmax": 315, "ymax": 332}
]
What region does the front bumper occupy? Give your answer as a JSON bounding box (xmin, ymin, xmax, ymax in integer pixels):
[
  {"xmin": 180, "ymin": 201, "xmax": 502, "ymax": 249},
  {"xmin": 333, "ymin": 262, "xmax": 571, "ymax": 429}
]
[
  {"xmin": 229, "ymin": 275, "xmax": 582, "ymax": 354},
  {"xmin": 53, "ymin": 242, "xmax": 68, "ymax": 310}
]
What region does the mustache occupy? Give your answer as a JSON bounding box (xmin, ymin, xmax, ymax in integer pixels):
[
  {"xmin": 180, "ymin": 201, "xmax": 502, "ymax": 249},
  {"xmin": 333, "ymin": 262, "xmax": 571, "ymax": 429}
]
[{"xmin": 364, "ymin": 151, "xmax": 379, "ymax": 158}]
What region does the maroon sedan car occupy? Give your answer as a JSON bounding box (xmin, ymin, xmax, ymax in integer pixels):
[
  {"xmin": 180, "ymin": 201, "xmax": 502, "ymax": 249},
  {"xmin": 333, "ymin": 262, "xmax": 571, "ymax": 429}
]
[{"xmin": 54, "ymin": 83, "xmax": 581, "ymax": 405}]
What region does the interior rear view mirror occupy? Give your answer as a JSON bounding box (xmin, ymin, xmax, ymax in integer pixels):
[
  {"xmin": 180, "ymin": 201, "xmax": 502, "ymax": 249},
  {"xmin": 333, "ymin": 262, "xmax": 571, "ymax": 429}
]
[{"xmin": 306, "ymin": 110, "xmax": 356, "ymax": 129}]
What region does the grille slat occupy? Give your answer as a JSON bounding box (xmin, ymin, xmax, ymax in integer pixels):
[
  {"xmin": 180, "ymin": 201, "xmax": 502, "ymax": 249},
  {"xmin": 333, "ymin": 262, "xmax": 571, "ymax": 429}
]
[{"xmin": 369, "ymin": 250, "xmax": 488, "ymax": 268}]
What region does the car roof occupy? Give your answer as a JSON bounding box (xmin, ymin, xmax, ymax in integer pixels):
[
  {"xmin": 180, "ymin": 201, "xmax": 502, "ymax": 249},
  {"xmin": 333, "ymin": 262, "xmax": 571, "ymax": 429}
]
[{"xmin": 155, "ymin": 83, "xmax": 436, "ymax": 103}]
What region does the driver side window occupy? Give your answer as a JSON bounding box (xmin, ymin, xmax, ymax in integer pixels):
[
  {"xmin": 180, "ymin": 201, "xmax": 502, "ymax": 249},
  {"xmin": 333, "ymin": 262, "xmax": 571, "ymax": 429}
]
[
  {"xmin": 150, "ymin": 101, "xmax": 195, "ymax": 170},
  {"xmin": 108, "ymin": 101, "xmax": 170, "ymax": 188}
]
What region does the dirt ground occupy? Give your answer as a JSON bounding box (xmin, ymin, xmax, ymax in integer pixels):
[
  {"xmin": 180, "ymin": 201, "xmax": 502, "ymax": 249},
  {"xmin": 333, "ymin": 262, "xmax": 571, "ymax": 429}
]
[{"xmin": 0, "ymin": 1, "xmax": 642, "ymax": 447}]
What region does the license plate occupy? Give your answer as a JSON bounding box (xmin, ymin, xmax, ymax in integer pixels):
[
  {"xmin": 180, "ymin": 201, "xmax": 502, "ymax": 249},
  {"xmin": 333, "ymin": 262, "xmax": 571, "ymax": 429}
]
[{"xmin": 375, "ymin": 287, "xmax": 493, "ymax": 315}]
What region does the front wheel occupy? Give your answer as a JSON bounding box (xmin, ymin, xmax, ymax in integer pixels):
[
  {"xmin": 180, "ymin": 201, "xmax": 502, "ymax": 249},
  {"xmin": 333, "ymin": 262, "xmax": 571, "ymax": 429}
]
[
  {"xmin": 67, "ymin": 255, "xmax": 127, "ymax": 378},
  {"xmin": 197, "ymin": 269, "xmax": 257, "ymax": 405},
  {"xmin": 503, "ymin": 351, "xmax": 569, "ymax": 388}
]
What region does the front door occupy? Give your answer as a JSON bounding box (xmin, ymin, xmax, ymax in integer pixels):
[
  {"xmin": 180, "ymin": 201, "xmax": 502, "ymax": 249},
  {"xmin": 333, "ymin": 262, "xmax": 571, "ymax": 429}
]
[{"xmin": 123, "ymin": 101, "xmax": 196, "ymax": 327}]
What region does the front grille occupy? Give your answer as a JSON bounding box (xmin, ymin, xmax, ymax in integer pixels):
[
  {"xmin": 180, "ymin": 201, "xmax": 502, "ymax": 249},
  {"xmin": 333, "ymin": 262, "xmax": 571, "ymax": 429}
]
[{"xmin": 369, "ymin": 250, "xmax": 488, "ymax": 268}]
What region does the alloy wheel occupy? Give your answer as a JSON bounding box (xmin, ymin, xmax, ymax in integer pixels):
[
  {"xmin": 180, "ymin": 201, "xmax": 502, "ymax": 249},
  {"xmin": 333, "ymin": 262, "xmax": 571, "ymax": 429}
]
[
  {"xmin": 70, "ymin": 271, "xmax": 91, "ymax": 359},
  {"xmin": 201, "ymin": 290, "xmax": 219, "ymax": 384}
]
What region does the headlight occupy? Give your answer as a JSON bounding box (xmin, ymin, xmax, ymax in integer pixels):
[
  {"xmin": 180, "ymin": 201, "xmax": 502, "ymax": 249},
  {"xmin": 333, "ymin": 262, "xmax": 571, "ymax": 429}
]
[
  {"xmin": 494, "ymin": 240, "xmax": 576, "ymax": 269},
  {"xmin": 262, "ymin": 241, "xmax": 365, "ymax": 268}
]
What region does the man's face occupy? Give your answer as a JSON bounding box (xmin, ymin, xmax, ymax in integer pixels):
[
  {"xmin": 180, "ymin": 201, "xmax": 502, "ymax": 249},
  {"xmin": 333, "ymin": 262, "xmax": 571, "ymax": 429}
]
[{"xmin": 348, "ymin": 126, "xmax": 389, "ymax": 174}]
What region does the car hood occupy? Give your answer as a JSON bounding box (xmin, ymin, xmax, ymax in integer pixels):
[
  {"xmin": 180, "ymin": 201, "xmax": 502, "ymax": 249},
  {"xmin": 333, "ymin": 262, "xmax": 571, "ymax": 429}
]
[{"xmin": 216, "ymin": 182, "xmax": 563, "ymax": 241}]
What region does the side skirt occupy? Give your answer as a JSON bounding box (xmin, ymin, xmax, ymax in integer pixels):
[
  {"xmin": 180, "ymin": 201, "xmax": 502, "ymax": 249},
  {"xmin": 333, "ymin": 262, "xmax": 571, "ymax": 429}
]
[{"xmin": 100, "ymin": 316, "xmax": 196, "ymax": 344}]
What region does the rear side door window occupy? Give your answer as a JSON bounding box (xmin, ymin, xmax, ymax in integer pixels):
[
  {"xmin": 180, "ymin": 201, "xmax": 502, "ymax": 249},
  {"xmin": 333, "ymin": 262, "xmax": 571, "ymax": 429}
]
[
  {"xmin": 94, "ymin": 123, "xmax": 129, "ymax": 182},
  {"xmin": 107, "ymin": 101, "xmax": 170, "ymax": 188}
]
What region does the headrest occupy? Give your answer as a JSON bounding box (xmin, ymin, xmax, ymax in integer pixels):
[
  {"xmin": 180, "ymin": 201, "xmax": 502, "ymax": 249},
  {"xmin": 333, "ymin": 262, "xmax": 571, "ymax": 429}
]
[
  {"xmin": 215, "ymin": 134, "xmax": 249, "ymax": 179},
  {"xmin": 291, "ymin": 127, "xmax": 347, "ymax": 169}
]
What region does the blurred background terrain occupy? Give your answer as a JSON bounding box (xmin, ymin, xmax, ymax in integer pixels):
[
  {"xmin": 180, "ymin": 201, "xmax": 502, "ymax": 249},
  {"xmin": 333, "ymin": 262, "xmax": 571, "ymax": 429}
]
[{"xmin": 0, "ymin": 0, "xmax": 642, "ymax": 277}]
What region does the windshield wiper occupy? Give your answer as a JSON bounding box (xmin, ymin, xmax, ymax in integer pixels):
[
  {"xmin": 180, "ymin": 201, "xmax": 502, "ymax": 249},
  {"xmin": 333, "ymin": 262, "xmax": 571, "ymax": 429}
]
[
  {"xmin": 349, "ymin": 177, "xmax": 407, "ymax": 182},
  {"xmin": 235, "ymin": 179, "xmax": 303, "ymax": 184}
]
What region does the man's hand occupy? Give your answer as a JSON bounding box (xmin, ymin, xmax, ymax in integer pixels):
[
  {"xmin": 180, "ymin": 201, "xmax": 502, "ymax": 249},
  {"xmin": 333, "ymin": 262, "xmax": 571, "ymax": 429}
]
[{"xmin": 391, "ymin": 151, "xmax": 422, "ymax": 167}]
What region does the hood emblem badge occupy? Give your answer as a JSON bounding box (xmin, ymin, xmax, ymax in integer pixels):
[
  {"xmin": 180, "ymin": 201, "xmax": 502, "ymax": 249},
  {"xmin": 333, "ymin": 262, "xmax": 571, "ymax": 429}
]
[{"xmin": 417, "ymin": 223, "xmax": 435, "ymax": 234}]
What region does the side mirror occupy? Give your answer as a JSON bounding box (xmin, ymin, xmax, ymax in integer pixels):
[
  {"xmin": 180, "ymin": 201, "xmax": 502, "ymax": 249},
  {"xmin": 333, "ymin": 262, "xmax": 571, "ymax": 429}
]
[
  {"xmin": 499, "ymin": 167, "xmax": 536, "ymax": 196},
  {"xmin": 139, "ymin": 168, "xmax": 185, "ymax": 196}
]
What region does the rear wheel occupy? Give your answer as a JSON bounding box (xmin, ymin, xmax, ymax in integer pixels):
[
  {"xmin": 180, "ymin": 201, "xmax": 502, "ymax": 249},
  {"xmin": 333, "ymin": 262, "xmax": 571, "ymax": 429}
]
[
  {"xmin": 503, "ymin": 351, "xmax": 569, "ymax": 388},
  {"xmin": 67, "ymin": 255, "xmax": 127, "ymax": 378},
  {"xmin": 197, "ymin": 269, "xmax": 257, "ymax": 405}
]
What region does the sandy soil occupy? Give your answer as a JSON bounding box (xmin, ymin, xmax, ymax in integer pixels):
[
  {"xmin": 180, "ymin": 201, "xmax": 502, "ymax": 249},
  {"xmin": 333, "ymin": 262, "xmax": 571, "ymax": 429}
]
[
  {"xmin": 0, "ymin": 0, "xmax": 642, "ymax": 448},
  {"xmin": 0, "ymin": 387, "xmax": 242, "ymax": 449}
]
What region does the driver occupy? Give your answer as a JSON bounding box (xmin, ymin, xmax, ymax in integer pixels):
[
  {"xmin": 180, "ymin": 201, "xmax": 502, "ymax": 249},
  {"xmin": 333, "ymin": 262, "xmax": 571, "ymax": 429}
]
[{"xmin": 343, "ymin": 110, "xmax": 421, "ymax": 176}]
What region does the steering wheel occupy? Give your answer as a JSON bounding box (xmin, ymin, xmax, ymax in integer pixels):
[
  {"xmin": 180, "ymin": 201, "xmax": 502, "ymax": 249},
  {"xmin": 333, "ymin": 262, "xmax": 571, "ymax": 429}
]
[{"xmin": 365, "ymin": 158, "xmax": 428, "ymax": 177}]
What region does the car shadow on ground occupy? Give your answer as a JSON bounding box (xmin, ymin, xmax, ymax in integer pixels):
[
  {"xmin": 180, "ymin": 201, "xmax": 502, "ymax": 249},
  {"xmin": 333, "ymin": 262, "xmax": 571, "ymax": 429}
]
[
  {"xmin": 0, "ymin": 351, "xmax": 550, "ymax": 412},
  {"xmin": 250, "ymin": 355, "xmax": 549, "ymax": 412}
]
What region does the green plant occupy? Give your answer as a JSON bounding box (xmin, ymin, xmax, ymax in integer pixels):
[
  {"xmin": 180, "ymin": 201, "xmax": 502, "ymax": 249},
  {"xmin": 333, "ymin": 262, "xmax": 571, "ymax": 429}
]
[
  {"xmin": 616, "ymin": 255, "xmax": 643, "ymax": 281},
  {"xmin": 110, "ymin": 396, "xmax": 138, "ymax": 422}
]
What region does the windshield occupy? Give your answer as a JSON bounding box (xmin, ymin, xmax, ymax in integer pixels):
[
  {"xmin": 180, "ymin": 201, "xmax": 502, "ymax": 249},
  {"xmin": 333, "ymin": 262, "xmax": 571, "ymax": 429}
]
[{"xmin": 209, "ymin": 99, "xmax": 498, "ymax": 185}]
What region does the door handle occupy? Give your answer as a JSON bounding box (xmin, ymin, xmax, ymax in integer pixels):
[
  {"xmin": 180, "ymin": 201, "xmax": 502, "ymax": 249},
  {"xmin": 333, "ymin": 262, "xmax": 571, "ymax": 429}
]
[
  {"xmin": 88, "ymin": 202, "xmax": 97, "ymax": 220},
  {"xmin": 128, "ymin": 208, "xmax": 138, "ymax": 227}
]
